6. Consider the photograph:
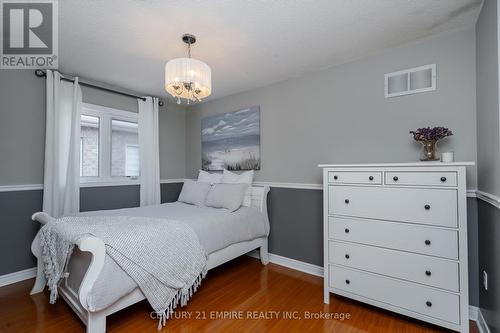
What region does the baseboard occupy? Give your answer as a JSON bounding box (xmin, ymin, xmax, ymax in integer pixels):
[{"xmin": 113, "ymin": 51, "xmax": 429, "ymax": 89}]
[
  {"xmin": 0, "ymin": 267, "xmax": 36, "ymax": 288},
  {"xmin": 476, "ymin": 307, "xmax": 491, "ymax": 333},
  {"xmin": 469, "ymin": 305, "xmax": 479, "ymax": 321},
  {"xmin": 247, "ymin": 250, "xmax": 324, "ymax": 277}
]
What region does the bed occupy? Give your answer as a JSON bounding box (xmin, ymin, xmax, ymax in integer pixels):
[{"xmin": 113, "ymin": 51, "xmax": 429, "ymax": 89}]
[{"xmin": 30, "ymin": 185, "xmax": 270, "ymax": 333}]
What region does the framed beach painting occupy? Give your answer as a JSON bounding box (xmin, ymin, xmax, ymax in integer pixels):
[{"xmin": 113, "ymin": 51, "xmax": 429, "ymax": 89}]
[{"xmin": 201, "ymin": 106, "xmax": 261, "ymax": 171}]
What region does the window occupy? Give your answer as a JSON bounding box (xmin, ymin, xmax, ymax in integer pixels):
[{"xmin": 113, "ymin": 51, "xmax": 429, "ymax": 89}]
[
  {"xmin": 80, "ymin": 115, "xmax": 99, "ymax": 177},
  {"xmin": 125, "ymin": 145, "xmax": 140, "ymax": 177},
  {"xmin": 80, "ymin": 103, "xmax": 140, "ymax": 185},
  {"xmin": 111, "ymin": 120, "xmax": 139, "ymax": 177}
]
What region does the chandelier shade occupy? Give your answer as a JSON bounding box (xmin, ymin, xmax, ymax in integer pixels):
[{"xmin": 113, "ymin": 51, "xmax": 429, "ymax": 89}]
[
  {"xmin": 165, "ymin": 57, "xmax": 211, "ymax": 101},
  {"xmin": 165, "ymin": 34, "xmax": 212, "ymax": 103}
]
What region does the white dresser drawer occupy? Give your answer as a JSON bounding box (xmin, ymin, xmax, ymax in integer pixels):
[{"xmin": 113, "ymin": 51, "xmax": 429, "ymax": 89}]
[
  {"xmin": 329, "ymin": 217, "xmax": 458, "ymax": 260},
  {"xmin": 329, "ymin": 241, "xmax": 459, "ymax": 292},
  {"xmin": 329, "ymin": 265, "xmax": 460, "ymax": 324},
  {"xmin": 328, "ymin": 171, "xmax": 382, "ymax": 185},
  {"xmin": 385, "ymin": 172, "xmax": 457, "ymax": 187},
  {"xmin": 329, "ymin": 185, "xmax": 458, "ymax": 228}
]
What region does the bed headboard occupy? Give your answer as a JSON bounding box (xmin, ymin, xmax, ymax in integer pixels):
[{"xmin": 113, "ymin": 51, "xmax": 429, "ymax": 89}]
[{"xmin": 250, "ymin": 186, "xmax": 270, "ymax": 214}]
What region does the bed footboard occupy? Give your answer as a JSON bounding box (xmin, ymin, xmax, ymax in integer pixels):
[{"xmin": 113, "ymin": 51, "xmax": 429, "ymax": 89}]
[{"xmin": 30, "ymin": 212, "xmax": 106, "ymax": 312}]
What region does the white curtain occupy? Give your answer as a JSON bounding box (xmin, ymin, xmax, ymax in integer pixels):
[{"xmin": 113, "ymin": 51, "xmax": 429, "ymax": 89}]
[
  {"xmin": 138, "ymin": 97, "xmax": 161, "ymax": 206},
  {"xmin": 43, "ymin": 71, "xmax": 82, "ymax": 217}
]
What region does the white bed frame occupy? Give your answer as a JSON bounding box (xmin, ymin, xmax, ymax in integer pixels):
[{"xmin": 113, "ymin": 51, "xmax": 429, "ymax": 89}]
[{"xmin": 30, "ymin": 186, "xmax": 270, "ymax": 333}]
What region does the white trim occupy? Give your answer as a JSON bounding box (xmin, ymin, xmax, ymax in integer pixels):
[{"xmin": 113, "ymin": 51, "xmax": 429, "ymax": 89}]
[
  {"xmin": 0, "ymin": 267, "xmax": 36, "ymax": 288},
  {"xmin": 467, "ymin": 189, "xmax": 478, "ymax": 198},
  {"xmin": 0, "ymin": 184, "xmax": 44, "ymax": 192},
  {"xmin": 318, "ymin": 162, "xmax": 475, "ymax": 168},
  {"xmin": 0, "ymin": 182, "xmax": 482, "ymax": 200},
  {"xmin": 253, "ymin": 181, "xmax": 322, "ymax": 190},
  {"xmin": 469, "ymin": 305, "xmax": 479, "ymax": 321},
  {"xmin": 160, "ymin": 178, "xmax": 187, "ymax": 184},
  {"xmin": 80, "ymin": 103, "xmax": 139, "ymax": 185},
  {"xmin": 247, "ymin": 250, "xmax": 323, "ymax": 277},
  {"xmin": 477, "ymin": 307, "xmax": 491, "ymax": 333},
  {"xmin": 79, "ymin": 180, "xmax": 140, "ymax": 188},
  {"xmin": 476, "ymin": 190, "xmax": 500, "ymax": 209},
  {"xmin": 82, "ymin": 103, "xmax": 137, "ymax": 119}
]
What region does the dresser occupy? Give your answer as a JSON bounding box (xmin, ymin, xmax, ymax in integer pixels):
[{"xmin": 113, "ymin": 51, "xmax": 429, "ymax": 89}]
[{"xmin": 319, "ymin": 162, "xmax": 473, "ymax": 333}]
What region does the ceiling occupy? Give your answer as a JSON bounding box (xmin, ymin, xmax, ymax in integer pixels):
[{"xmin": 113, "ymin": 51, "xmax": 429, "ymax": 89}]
[{"xmin": 59, "ymin": 0, "xmax": 482, "ymax": 103}]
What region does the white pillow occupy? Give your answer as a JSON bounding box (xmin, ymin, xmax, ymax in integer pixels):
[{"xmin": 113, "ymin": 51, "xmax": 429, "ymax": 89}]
[
  {"xmin": 221, "ymin": 169, "xmax": 254, "ymax": 207},
  {"xmin": 205, "ymin": 183, "xmax": 249, "ymax": 212},
  {"xmin": 178, "ymin": 180, "xmax": 211, "ymax": 207},
  {"xmin": 197, "ymin": 170, "xmax": 223, "ymax": 184}
]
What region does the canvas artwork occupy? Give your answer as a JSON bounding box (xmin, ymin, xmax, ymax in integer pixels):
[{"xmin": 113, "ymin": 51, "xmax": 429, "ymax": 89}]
[{"xmin": 202, "ymin": 106, "xmax": 261, "ymax": 171}]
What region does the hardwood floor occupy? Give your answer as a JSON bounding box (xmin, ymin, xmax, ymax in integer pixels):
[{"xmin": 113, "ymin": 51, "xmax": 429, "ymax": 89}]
[{"xmin": 0, "ymin": 256, "xmax": 478, "ymax": 333}]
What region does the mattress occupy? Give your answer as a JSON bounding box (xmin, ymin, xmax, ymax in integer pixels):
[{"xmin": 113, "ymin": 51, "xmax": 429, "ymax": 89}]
[{"xmin": 66, "ymin": 202, "xmax": 268, "ymax": 311}]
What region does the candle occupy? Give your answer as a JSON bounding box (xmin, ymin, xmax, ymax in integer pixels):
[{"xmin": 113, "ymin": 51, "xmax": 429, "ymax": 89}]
[{"xmin": 441, "ymin": 151, "xmax": 455, "ymax": 162}]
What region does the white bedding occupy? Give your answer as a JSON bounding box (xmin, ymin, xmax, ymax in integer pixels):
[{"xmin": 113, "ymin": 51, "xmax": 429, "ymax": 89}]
[{"xmin": 66, "ymin": 201, "xmax": 269, "ymax": 311}]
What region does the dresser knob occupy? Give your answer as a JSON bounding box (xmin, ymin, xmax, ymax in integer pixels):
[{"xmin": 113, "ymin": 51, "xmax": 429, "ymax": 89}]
[
  {"xmin": 425, "ymin": 270, "xmax": 432, "ymax": 276},
  {"xmin": 345, "ymin": 254, "xmax": 350, "ymax": 259},
  {"xmin": 440, "ymin": 177, "xmax": 447, "ymax": 182},
  {"xmin": 345, "ymin": 279, "xmax": 350, "ymax": 285},
  {"xmin": 424, "ymin": 204, "xmax": 431, "ymax": 210},
  {"xmin": 426, "ymin": 301, "xmax": 432, "ymax": 307},
  {"xmin": 333, "ymin": 175, "xmax": 338, "ymax": 180},
  {"xmin": 393, "ymin": 176, "xmax": 399, "ymax": 181},
  {"xmin": 345, "ymin": 228, "xmax": 350, "ymax": 234},
  {"xmin": 345, "ymin": 199, "xmax": 350, "ymax": 204},
  {"xmin": 369, "ymin": 176, "xmax": 374, "ymax": 181},
  {"xmin": 425, "ymin": 239, "xmax": 431, "ymax": 246}
]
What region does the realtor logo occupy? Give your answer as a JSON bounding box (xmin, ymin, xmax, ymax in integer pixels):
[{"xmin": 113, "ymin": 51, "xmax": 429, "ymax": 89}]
[{"xmin": 1, "ymin": 0, "xmax": 58, "ymax": 69}]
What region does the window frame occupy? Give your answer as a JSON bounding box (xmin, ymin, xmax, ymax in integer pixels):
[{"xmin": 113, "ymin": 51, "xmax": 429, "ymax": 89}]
[{"xmin": 80, "ymin": 103, "xmax": 140, "ymax": 187}]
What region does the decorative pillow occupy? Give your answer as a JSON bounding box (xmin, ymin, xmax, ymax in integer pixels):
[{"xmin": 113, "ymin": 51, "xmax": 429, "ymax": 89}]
[
  {"xmin": 178, "ymin": 180, "xmax": 212, "ymax": 207},
  {"xmin": 197, "ymin": 170, "xmax": 223, "ymax": 184},
  {"xmin": 205, "ymin": 183, "xmax": 249, "ymax": 212},
  {"xmin": 221, "ymin": 169, "xmax": 254, "ymax": 207}
]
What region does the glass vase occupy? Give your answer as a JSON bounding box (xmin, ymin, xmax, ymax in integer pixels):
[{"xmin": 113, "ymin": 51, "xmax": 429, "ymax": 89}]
[{"xmin": 420, "ymin": 140, "xmax": 439, "ymax": 161}]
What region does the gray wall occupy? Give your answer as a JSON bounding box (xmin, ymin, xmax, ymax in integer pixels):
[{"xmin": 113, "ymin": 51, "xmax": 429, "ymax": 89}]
[
  {"xmin": 186, "ymin": 28, "xmax": 478, "ymax": 188},
  {"xmin": 0, "ymin": 190, "xmax": 42, "ymax": 275},
  {"xmin": 159, "ymin": 104, "xmax": 186, "ymax": 179},
  {"xmin": 477, "ymin": 201, "xmax": 500, "ymax": 332},
  {"xmin": 467, "ymin": 197, "xmax": 480, "ymax": 307},
  {"xmin": 82, "ymin": 85, "xmax": 138, "ymax": 113},
  {"xmin": 0, "ymin": 71, "xmax": 46, "ymax": 186},
  {"xmin": 476, "ymin": 0, "xmax": 500, "ymax": 197},
  {"xmin": 476, "ymin": 0, "xmax": 500, "ymax": 331}
]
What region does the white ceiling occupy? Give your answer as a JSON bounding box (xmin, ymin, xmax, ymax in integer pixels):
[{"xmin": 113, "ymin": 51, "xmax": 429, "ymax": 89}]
[{"xmin": 59, "ymin": 0, "xmax": 482, "ymax": 103}]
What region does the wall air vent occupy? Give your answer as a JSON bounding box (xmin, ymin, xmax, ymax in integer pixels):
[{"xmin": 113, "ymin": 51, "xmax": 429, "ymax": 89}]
[{"xmin": 384, "ymin": 64, "xmax": 436, "ymax": 98}]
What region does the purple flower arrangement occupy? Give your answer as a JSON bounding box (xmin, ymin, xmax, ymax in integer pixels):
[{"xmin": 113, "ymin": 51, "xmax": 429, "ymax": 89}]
[{"xmin": 409, "ymin": 127, "xmax": 453, "ymax": 142}]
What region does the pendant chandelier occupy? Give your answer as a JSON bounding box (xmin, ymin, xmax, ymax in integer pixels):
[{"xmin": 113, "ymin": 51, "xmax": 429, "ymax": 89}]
[{"xmin": 165, "ymin": 34, "xmax": 212, "ymax": 104}]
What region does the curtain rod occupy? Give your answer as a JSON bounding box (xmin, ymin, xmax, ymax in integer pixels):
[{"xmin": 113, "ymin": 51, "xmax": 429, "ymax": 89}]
[{"xmin": 34, "ymin": 70, "xmax": 164, "ymax": 105}]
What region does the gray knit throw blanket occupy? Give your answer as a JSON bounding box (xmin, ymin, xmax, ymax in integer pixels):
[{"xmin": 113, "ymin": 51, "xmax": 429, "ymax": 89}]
[{"xmin": 39, "ymin": 215, "xmax": 207, "ymax": 329}]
